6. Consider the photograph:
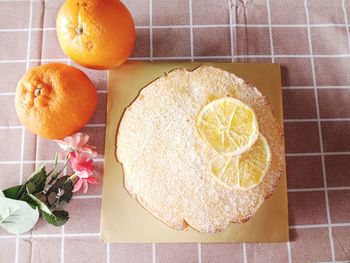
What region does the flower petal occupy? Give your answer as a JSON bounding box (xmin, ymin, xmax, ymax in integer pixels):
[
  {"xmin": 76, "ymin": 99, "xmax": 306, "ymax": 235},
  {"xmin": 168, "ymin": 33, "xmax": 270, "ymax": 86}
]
[
  {"xmin": 87, "ymin": 177, "xmax": 98, "ymax": 185},
  {"xmin": 79, "ymin": 134, "xmax": 89, "ymax": 147},
  {"xmin": 68, "ymin": 152, "xmax": 77, "ymax": 166},
  {"xmin": 65, "ymin": 136, "xmax": 73, "ymax": 146},
  {"xmin": 76, "ymin": 170, "xmax": 89, "ymax": 178},
  {"xmin": 71, "ymin": 133, "xmax": 81, "ymax": 149},
  {"xmin": 80, "ymin": 146, "xmax": 97, "ymax": 157},
  {"xmin": 72, "ymin": 179, "xmax": 83, "ymax": 192},
  {"xmin": 55, "ymin": 140, "xmax": 68, "ymax": 150},
  {"xmin": 82, "ymin": 180, "xmax": 89, "ymax": 193}
]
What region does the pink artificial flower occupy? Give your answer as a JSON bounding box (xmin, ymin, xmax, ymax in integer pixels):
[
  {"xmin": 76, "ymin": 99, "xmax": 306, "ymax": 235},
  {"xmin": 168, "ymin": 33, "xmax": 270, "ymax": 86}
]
[
  {"xmin": 68, "ymin": 152, "xmax": 98, "ymax": 193},
  {"xmin": 55, "ymin": 133, "xmax": 97, "ymax": 159},
  {"xmin": 73, "ymin": 177, "xmax": 98, "ymax": 194},
  {"xmin": 68, "ymin": 152, "xmax": 94, "ymax": 178}
]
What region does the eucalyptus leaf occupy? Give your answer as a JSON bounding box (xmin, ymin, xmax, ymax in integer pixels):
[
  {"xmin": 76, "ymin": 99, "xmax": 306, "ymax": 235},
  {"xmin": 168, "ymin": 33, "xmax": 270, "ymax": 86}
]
[
  {"xmin": 3, "ymin": 185, "xmax": 21, "ymax": 199},
  {"xmin": 0, "ymin": 197, "xmax": 39, "ymax": 234},
  {"xmin": 28, "ymin": 194, "xmax": 69, "ymax": 227}
]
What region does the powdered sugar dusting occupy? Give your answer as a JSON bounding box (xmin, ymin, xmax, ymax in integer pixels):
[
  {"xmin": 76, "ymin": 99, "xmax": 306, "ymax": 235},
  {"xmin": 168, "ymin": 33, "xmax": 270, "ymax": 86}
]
[{"xmin": 116, "ymin": 66, "xmax": 284, "ymax": 233}]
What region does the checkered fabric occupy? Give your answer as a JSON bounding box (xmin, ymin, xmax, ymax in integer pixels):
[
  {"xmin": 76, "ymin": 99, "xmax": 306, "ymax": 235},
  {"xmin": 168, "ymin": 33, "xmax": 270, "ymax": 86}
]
[{"xmin": 0, "ymin": 0, "xmax": 349, "ymax": 262}]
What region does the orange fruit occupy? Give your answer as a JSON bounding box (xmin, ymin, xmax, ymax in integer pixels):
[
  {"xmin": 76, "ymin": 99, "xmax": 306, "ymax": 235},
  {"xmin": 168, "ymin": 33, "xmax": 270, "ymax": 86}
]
[
  {"xmin": 56, "ymin": 0, "xmax": 136, "ymax": 70},
  {"xmin": 15, "ymin": 63, "xmax": 98, "ymax": 140}
]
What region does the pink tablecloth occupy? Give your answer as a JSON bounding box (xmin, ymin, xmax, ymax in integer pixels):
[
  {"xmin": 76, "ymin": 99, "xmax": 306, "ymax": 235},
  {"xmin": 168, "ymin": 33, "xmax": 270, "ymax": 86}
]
[{"xmin": 0, "ymin": 0, "xmax": 350, "ymax": 262}]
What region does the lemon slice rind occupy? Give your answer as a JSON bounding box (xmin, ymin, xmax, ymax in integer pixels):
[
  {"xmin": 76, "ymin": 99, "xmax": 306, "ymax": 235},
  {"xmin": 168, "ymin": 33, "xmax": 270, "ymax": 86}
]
[
  {"xmin": 197, "ymin": 97, "xmax": 259, "ymax": 156},
  {"xmin": 210, "ymin": 134, "xmax": 271, "ymax": 190}
]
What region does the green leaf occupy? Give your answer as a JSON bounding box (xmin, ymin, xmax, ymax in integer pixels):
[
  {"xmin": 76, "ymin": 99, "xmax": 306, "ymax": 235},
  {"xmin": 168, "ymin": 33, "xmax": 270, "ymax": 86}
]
[
  {"xmin": 41, "ymin": 210, "xmax": 69, "ymax": 227},
  {"xmin": 26, "ymin": 165, "xmax": 47, "ymax": 195},
  {"xmin": 3, "ymin": 185, "xmax": 21, "ymax": 199},
  {"xmin": 22, "ymin": 193, "xmax": 42, "ymax": 209},
  {"xmin": 17, "ymin": 165, "xmax": 47, "ymax": 198},
  {"xmin": 59, "ymin": 178, "xmax": 74, "ymax": 205},
  {"xmin": 47, "ymin": 163, "xmax": 67, "ymax": 186},
  {"xmin": 27, "ymin": 194, "xmax": 69, "ymax": 227},
  {"xmin": 0, "ymin": 196, "xmax": 39, "ymax": 234}
]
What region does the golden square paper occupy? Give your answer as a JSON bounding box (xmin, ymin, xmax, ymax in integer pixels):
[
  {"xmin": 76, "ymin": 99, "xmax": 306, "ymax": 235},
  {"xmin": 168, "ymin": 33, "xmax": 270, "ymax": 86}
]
[{"xmin": 101, "ymin": 62, "xmax": 289, "ymax": 243}]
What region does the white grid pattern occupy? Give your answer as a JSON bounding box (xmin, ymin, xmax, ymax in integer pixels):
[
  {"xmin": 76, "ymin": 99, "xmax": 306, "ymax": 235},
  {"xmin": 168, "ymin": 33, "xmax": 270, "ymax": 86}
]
[
  {"xmin": 243, "ymin": 242, "xmax": 247, "ymax": 263},
  {"xmin": 228, "ymin": 0, "xmax": 236, "ymax": 62},
  {"xmin": 342, "ymin": 0, "xmax": 350, "ymax": 51},
  {"xmin": 0, "ymin": 1, "xmax": 349, "ymax": 263},
  {"xmin": 152, "ymin": 242, "xmax": 156, "ymax": 263},
  {"xmin": 290, "ymin": 223, "xmax": 350, "ymax": 229},
  {"xmin": 286, "ymin": 152, "xmax": 350, "ymax": 157},
  {"xmin": 266, "ymin": 0, "xmax": 275, "ymax": 63},
  {"xmin": 14, "ymin": 0, "xmax": 33, "ymax": 262},
  {"xmin": 149, "ymin": 0, "xmax": 153, "ymax": 61},
  {"xmin": 197, "ymin": 243, "xmax": 201, "ymax": 263},
  {"xmin": 2, "ymin": 23, "xmax": 350, "ymax": 32},
  {"xmin": 107, "ymin": 243, "xmax": 110, "ymax": 263},
  {"xmin": 189, "ymin": 0, "xmax": 194, "ymax": 62},
  {"xmin": 2, "ymin": 52, "xmax": 350, "ymax": 65},
  {"xmin": 287, "ymin": 241, "xmax": 292, "ymax": 263}
]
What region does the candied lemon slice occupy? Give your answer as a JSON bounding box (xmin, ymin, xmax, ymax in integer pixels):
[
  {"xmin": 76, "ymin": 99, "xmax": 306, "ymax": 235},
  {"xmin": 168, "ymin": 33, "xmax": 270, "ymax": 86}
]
[
  {"xmin": 197, "ymin": 97, "xmax": 259, "ymax": 155},
  {"xmin": 210, "ymin": 134, "xmax": 271, "ymax": 189}
]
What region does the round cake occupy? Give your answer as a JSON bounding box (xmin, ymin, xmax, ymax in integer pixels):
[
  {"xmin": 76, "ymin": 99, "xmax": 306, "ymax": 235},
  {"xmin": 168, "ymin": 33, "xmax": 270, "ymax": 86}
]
[{"xmin": 116, "ymin": 65, "xmax": 284, "ymax": 233}]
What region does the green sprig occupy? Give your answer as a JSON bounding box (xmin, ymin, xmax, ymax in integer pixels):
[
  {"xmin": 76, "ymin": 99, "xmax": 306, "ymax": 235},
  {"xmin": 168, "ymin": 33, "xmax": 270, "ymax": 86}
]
[{"xmin": 0, "ymin": 157, "xmax": 75, "ymax": 233}]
